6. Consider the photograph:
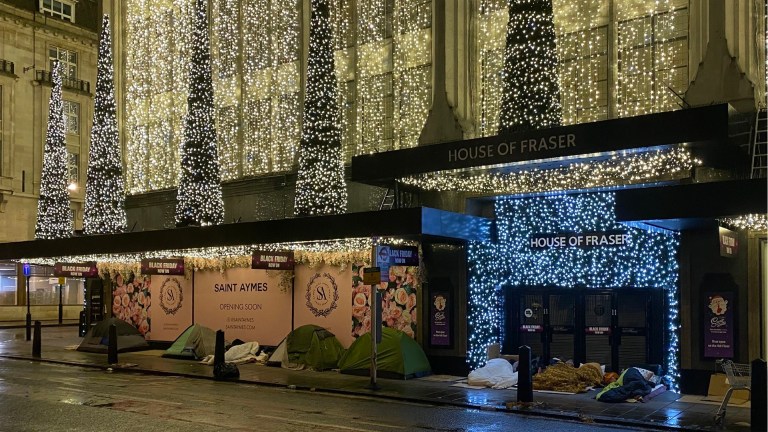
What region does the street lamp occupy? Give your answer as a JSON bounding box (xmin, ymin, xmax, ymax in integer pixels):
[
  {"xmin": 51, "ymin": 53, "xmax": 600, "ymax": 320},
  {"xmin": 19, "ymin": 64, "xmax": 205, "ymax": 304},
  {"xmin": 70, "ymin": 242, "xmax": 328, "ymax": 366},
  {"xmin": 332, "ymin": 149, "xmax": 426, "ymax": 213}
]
[{"xmin": 22, "ymin": 263, "xmax": 31, "ymax": 341}]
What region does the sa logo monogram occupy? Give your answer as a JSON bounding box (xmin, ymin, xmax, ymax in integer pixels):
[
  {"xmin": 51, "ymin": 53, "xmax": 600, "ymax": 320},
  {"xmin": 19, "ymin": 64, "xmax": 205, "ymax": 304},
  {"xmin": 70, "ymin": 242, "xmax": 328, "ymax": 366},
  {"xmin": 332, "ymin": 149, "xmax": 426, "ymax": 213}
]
[
  {"xmin": 159, "ymin": 278, "xmax": 183, "ymax": 315},
  {"xmin": 306, "ymin": 273, "xmax": 339, "ymax": 317}
]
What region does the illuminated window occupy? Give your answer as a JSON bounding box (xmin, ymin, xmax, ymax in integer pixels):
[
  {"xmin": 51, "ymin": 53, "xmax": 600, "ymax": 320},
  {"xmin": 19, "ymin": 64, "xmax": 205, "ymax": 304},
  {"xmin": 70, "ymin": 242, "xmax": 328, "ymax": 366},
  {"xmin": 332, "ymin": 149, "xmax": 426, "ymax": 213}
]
[
  {"xmin": 617, "ymin": 6, "xmax": 689, "ymax": 117},
  {"xmin": 49, "ymin": 46, "xmax": 77, "ymax": 80},
  {"xmin": 124, "ymin": 0, "xmax": 432, "ymax": 191},
  {"xmin": 0, "ymin": 262, "xmax": 16, "ymax": 306},
  {"xmin": 67, "ymin": 152, "xmax": 79, "ymax": 188},
  {"xmin": 63, "ymin": 100, "xmax": 79, "ymax": 135},
  {"xmin": 477, "ymin": 0, "xmax": 689, "ymax": 136},
  {"xmin": 40, "ymin": 0, "xmax": 75, "ymax": 23}
]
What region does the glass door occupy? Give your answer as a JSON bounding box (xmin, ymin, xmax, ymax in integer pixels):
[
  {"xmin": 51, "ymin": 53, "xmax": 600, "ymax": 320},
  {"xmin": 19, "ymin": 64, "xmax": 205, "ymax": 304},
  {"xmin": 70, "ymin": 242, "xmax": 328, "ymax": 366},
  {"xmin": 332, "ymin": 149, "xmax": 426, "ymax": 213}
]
[
  {"xmin": 616, "ymin": 291, "xmax": 650, "ymax": 370},
  {"xmin": 548, "ymin": 293, "xmax": 576, "ymax": 362},
  {"xmin": 584, "ymin": 292, "xmax": 614, "ymax": 370},
  {"xmin": 518, "ymin": 293, "xmax": 545, "ymax": 360}
]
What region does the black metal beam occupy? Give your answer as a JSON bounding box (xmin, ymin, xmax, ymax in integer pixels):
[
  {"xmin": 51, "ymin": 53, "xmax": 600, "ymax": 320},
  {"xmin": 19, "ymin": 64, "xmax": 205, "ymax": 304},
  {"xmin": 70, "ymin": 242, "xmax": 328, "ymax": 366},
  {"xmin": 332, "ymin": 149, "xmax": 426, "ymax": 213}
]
[
  {"xmin": 615, "ymin": 179, "xmax": 767, "ymax": 222},
  {"xmin": 351, "ymin": 104, "xmax": 731, "ymax": 185},
  {"xmin": 0, "ymin": 207, "xmax": 492, "ymax": 260}
]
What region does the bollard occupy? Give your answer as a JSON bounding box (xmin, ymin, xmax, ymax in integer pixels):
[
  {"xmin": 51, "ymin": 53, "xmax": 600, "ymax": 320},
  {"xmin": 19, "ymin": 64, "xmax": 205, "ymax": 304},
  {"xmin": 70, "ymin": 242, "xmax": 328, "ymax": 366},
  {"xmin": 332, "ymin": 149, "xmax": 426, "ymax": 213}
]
[
  {"xmin": 752, "ymin": 359, "xmax": 767, "ymax": 432},
  {"xmin": 107, "ymin": 323, "xmax": 118, "ymax": 364},
  {"xmin": 78, "ymin": 311, "xmax": 87, "ymax": 337},
  {"xmin": 32, "ymin": 321, "xmax": 41, "ymax": 358},
  {"xmin": 517, "ymin": 345, "xmax": 533, "ymax": 402},
  {"xmin": 214, "ymin": 330, "xmax": 225, "ymax": 368}
]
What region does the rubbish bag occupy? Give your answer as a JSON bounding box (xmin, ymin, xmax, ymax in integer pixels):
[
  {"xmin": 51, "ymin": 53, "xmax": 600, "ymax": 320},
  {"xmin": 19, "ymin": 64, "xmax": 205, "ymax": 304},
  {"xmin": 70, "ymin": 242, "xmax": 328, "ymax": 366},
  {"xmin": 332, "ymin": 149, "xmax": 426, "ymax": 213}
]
[{"xmin": 214, "ymin": 362, "xmax": 240, "ymax": 380}]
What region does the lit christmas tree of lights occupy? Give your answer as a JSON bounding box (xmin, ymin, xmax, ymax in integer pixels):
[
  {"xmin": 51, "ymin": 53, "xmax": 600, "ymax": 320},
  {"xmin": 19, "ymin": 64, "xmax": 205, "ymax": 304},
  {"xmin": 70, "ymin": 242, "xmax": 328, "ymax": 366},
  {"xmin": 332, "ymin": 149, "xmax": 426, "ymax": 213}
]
[
  {"xmin": 175, "ymin": 0, "xmax": 225, "ymax": 227},
  {"xmin": 35, "ymin": 62, "xmax": 73, "ymax": 240},
  {"xmin": 84, "ymin": 15, "xmax": 127, "ymax": 235},
  {"xmin": 498, "ymin": 0, "xmax": 562, "ymax": 134},
  {"xmin": 294, "ymin": 0, "xmax": 348, "ymax": 216}
]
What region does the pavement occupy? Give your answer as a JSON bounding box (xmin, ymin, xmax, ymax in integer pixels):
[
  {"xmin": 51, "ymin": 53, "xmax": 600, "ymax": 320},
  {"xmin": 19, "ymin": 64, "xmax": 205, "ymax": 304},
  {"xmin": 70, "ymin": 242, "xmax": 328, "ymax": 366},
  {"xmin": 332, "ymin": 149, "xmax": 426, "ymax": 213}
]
[{"xmin": 0, "ymin": 324, "xmax": 755, "ymax": 432}]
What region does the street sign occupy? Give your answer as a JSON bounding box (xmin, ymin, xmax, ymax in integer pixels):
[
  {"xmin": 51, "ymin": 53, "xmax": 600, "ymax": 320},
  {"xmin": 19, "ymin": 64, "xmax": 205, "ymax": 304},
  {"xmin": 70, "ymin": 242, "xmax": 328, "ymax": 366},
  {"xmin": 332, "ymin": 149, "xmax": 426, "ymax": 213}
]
[
  {"xmin": 363, "ymin": 267, "xmax": 381, "ymax": 285},
  {"xmin": 22, "ymin": 263, "xmax": 30, "ymax": 277},
  {"xmin": 375, "ymin": 245, "xmax": 419, "ymax": 284},
  {"xmin": 58, "ymin": 277, "xmax": 65, "ymax": 285}
]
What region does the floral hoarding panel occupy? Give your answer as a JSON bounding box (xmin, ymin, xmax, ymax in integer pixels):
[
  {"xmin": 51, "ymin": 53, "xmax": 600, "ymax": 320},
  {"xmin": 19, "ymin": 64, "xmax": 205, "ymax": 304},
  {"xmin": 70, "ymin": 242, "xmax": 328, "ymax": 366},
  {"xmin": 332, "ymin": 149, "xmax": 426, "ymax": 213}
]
[{"xmin": 352, "ymin": 262, "xmax": 420, "ymax": 340}]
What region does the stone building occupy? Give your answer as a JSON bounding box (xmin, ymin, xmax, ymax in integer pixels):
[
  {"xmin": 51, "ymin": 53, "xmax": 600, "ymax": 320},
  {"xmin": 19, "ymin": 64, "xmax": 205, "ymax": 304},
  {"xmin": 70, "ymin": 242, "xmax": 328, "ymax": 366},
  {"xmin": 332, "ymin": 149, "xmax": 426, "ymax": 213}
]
[
  {"xmin": 100, "ymin": 0, "xmax": 764, "ymax": 229},
  {"xmin": 0, "ymin": 0, "xmax": 99, "ymax": 242}
]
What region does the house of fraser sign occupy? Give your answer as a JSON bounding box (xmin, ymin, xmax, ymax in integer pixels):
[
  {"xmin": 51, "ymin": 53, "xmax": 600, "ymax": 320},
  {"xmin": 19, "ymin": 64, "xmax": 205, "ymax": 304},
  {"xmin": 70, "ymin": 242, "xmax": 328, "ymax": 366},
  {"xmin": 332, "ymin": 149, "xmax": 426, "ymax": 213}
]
[{"xmin": 448, "ymin": 133, "xmax": 577, "ymax": 162}]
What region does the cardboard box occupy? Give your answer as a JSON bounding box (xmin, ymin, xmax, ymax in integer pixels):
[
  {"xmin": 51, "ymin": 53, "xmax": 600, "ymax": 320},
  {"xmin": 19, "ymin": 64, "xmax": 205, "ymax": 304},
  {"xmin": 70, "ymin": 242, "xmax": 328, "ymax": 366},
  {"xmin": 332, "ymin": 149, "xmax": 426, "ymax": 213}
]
[{"xmin": 704, "ymin": 373, "xmax": 750, "ymax": 404}]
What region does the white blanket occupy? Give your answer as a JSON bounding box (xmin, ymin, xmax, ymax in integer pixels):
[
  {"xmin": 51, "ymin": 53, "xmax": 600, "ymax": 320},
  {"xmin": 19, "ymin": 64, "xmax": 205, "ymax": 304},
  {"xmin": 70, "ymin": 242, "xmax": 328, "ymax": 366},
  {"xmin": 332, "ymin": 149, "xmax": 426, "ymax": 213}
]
[
  {"xmin": 467, "ymin": 358, "xmax": 519, "ymax": 389},
  {"xmin": 200, "ymin": 342, "xmax": 263, "ymax": 365}
]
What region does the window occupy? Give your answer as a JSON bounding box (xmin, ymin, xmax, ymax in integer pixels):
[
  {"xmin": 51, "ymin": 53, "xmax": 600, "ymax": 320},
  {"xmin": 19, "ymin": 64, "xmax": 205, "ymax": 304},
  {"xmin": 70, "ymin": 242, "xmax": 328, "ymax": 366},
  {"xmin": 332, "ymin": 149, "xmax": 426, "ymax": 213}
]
[
  {"xmin": 40, "ymin": 0, "xmax": 75, "ymax": 23},
  {"xmin": 63, "ymin": 100, "xmax": 79, "ymax": 135},
  {"xmin": 25, "ymin": 264, "xmax": 85, "ymax": 306},
  {"xmin": 0, "ymin": 262, "xmax": 16, "ymax": 306},
  {"xmin": 48, "ymin": 46, "xmax": 77, "ymax": 80},
  {"xmin": 67, "ymin": 152, "xmax": 79, "ymax": 188}
]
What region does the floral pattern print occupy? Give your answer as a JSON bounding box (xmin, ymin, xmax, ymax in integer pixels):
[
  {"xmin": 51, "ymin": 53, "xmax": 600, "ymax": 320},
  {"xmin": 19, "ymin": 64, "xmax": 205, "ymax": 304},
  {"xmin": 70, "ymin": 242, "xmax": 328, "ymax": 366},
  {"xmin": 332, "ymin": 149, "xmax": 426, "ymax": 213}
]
[
  {"xmin": 111, "ymin": 273, "xmax": 151, "ymax": 339},
  {"xmin": 351, "ymin": 263, "xmax": 419, "ymax": 339}
]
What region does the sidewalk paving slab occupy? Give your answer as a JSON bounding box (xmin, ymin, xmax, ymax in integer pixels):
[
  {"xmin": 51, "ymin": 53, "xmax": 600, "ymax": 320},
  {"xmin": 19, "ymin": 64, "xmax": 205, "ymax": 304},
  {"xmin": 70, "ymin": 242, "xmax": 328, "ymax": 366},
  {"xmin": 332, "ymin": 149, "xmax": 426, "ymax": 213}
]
[{"xmin": 0, "ymin": 326, "xmax": 753, "ymax": 432}]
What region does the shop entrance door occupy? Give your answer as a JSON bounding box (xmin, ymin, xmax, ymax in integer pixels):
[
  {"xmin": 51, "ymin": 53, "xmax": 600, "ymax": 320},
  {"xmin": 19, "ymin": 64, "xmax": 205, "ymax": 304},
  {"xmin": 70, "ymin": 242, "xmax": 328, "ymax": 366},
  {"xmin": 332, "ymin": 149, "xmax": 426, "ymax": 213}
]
[
  {"xmin": 548, "ymin": 293, "xmax": 576, "ymax": 363},
  {"xmin": 505, "ymin": 287, "xmax": 663, "ymax": 372},
  {"xmin": 516, "ymin": 293, "xmax": 545, "ymax": 360},
  {"xmin": 505, "ymin": 290, "xmax": 576, "ymax": 363},
  {"xmin": 615, "ymin": 289, "xmax": 664, "ymax": 371},
  {"xmin": 583, "ymin": 292, "xmax": 613, "ymax": 369}
]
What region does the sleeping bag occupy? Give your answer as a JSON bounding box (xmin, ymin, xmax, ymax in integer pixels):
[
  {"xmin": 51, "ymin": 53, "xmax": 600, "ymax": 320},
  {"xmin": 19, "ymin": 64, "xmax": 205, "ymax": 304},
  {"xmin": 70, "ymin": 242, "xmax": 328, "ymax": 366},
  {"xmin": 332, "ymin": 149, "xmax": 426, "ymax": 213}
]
[{"xmin": 596, "ymin": 367, "xmax": 654, "ymax": 402}]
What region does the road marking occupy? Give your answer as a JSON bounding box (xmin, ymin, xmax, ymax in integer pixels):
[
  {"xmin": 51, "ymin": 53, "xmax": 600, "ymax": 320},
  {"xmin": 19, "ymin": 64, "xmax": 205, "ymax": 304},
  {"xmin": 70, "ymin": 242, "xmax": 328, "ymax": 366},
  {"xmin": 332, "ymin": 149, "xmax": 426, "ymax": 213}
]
[
  {"xmin": 120, "ymin": 395, "xmax": 182, "ymax": 406},
  {"xmin": 57, "ymin": 386, "xmax": 87, "ymax": 393},
  {"xmin": 350, "ymin": 420, "xmax": 406, "ymax": 429},
  {"xmin": 251, "ymin": 414, "xmax": 376, "ymax": 431}
]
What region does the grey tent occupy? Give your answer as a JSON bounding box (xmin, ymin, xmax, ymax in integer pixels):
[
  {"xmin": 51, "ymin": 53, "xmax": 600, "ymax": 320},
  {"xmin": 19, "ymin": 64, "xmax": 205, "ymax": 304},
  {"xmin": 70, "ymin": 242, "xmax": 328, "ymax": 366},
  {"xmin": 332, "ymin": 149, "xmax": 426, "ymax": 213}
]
[
  {"xmin": 162, "ymin": 324, "xmax": 217, "ymax": 359},
  {"xmin": 77, "ymin": 317, "xmax": 150, "ymax": 353}
]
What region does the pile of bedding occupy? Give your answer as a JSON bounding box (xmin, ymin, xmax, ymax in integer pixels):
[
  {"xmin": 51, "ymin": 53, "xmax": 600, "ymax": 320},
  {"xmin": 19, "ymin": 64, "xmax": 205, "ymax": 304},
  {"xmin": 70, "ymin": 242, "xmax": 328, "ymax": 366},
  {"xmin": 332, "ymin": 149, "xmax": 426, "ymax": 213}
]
[{"xmin": 533, "ymin": 362, "xmax": 603, "ymax": 393}]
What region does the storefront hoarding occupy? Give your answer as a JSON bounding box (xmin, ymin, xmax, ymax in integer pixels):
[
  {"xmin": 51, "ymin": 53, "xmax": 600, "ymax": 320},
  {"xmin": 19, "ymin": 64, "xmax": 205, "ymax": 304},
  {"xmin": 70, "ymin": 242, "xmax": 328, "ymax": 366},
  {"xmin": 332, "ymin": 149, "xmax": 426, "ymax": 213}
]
[
  {"xmin": 193, "ymin": 268, "xmax": 291, "ymax": 346},
  {"xmin": 149, "ymin": 275, "xmax": 193, "ymax": 341}
]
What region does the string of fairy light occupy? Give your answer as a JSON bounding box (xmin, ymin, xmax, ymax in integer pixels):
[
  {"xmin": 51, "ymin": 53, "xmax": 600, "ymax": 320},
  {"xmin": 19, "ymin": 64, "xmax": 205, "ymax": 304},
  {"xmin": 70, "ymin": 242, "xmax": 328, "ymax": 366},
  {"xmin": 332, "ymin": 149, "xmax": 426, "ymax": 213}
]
[
  {"xmin": 294, "ymin": 0, "xmax": 348, "ymax": 216},
  {"xmin": 719, "ymin": 214, "xmax": 768, "ymax": 232},
  {"xmin": 124, "ymin": 0, "xmax": 431, "ymax": 192},
  {"xmin": 36, "ymin": 62, "xmax": 73, "ymax": 240},
  {"xmin": 124, "ymin": 0, "xmax": 192, "ymax": 193},
  {"xmin": 174, "ymin": 0, "xmax": 225, "ymax": 227},
  {"xmin": 467, "ymin": 192, "xmax": 681, "ymax": 391},
  {"xmin": 20, "ymin": 237, "xmax": 417, "ymax": 267},
  {"xmin": 400, "ymin": 147, "xmax": 699, "ymax": 193},
  {"xmin": 476, "ymin": 0, "xmax": 686, "ymax": 137},
  {"xmin": 498, "ymin": 0, "xmax": 562, "ymax": 133},
  {"xmin": 84, "ymin": 15, "xmax": 127, "ymax": 235}
]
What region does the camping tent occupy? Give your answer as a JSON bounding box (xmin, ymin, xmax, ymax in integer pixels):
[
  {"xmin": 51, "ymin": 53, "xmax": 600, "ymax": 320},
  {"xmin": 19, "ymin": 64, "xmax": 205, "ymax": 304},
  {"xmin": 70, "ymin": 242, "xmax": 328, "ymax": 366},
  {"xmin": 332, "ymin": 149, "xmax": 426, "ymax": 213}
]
[
  {"xmin": 337, "ymin": 327, "xmax": 431, "ymax": 379},
  {"xmin": 267, "ymin": 324, "xmax": 345, "ymax": 371},
  {"xmin": 162, "ymin": 324, "xmax": 217, "ymax": 359},
  {"xmin": 77, "ymin": 317, "xmax": 150, "ymax": 353}
]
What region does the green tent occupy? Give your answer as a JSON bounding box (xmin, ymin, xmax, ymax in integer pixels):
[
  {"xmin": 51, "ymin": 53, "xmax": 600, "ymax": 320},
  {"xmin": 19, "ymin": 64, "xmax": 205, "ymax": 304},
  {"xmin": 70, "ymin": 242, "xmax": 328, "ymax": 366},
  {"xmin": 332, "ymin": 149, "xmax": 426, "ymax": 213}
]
[
  {"xmin": 337, "ymin": 327, "xmax": 431, "ymax": 379},
  {"xmin": 162, "ymin": 324, "xmax": 216, "ymax": 359},
  {"xmin": 77, "ymin": 317, "xmax": 150, "ymax": 353},
  {"xmin": 267, "ymin": 324, "xmax": 345, "ymax": 371}
]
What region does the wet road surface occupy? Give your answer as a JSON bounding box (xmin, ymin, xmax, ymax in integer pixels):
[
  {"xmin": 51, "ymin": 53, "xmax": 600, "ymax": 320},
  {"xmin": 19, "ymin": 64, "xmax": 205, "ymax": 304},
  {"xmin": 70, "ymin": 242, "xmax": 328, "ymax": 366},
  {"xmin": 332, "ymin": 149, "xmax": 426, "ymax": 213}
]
[{"xmin": 0, "ymin": 357, "xmax": 640, "ymax": 432}]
